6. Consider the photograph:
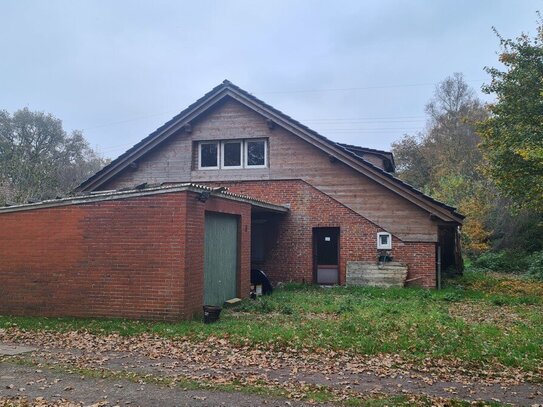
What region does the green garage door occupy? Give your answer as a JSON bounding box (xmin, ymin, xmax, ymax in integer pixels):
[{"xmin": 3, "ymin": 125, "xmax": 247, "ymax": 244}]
[{"xmin": 204, "ymin": 212, "xmax": 239, "ymax": 306}]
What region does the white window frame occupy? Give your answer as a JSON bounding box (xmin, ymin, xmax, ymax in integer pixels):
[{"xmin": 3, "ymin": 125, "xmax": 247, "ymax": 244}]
[
  {"xmin": 198, "ymin": 141, "xmax": 219, "ymax": 170},
  {"xmin": 221, "ymin": 140, "xmax": 244, "ymax": 169},
  {"xmin": 244, "ymin": 138, "xmax": 267, "ymax": 168},
  {"xmin": 377, "ymin": 232, "xmax": 392, "ymax": 250}
]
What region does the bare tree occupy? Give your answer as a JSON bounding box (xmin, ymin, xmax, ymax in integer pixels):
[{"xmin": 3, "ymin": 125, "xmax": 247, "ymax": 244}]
[
  {"xmin": 391, "ymin": 73, "xmax": 491, "ymax": 255},
  {"xmin": 392, "ymin": 73, "xmax": 488, "ymax": 189}
]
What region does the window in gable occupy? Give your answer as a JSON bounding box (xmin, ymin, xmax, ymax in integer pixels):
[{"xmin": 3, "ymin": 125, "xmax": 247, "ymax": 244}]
[
  {"xmin": 222, "ymin": 140, "xmax": 243, "ymax": 168},
  {"xmin": 199, "ymin": 142, "xmax": 219, "ymax": 169},
  {"xmin": 197, "ymin": 139, "xmax": 267, "ymax": 170},
  {"xmin": 246, "ymin": 139, "xmax": 267, "ymax": 167}
]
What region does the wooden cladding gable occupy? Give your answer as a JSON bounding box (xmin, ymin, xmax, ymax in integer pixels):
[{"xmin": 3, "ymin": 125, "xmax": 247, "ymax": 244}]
[
  {"xmin": 79, "ymin": 81, "xmax": 461, "ymax": 227},
  {"xmin": 101, "ymin": 99, "xmax": 440, "ymax": 242}
]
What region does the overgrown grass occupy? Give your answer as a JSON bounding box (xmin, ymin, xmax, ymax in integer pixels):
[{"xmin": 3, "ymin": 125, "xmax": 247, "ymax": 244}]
[
  {"xmin": 1, "ymin": 272, "xmax": 542, "ymax": 372},
  {"xmin": 471, "ymin": 249, "xmax": 543, "ymax": 281}
]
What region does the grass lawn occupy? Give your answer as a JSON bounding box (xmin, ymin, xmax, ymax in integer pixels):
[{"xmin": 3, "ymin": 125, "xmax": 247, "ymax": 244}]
[{"xmin": 1, "ymin": 271, "xmax": 542, "ymax": 373}]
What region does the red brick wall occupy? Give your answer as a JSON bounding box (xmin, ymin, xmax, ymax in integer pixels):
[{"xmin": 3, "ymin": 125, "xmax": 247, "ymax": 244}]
[
  {"xmin": 0, "ymin": 191, "xmax": 252, "ymax": 320},
  {"xmin": 393, "ymin": 242, "xmax": 436, "ymax": 287},
  {"xmin": 182, "ymin": 195, "xmax": 251, "ymax": 317},
  {"xmin": 204, "ymin": 180, "xmax": 436, "ymax": 288}
]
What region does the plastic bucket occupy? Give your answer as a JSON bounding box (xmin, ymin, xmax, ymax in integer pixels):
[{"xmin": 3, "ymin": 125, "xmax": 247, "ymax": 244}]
[{"xmin": 203, "ymin": 305, "xmax": 222, "ymax": 323}]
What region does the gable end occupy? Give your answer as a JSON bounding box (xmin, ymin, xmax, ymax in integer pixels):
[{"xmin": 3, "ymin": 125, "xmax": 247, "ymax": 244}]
[{"xmin": 77, "ymin": 80, "xmax": 463, "ymax": 224}]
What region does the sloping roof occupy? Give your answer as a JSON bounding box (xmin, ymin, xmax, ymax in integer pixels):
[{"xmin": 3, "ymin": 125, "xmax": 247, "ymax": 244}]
[
  {"xmin": 337, "ymin": 142, "xmax": 395, "ymax": 172},
  {"xmin": 76, "ymin": 80, "xmax": 463, "ymax": 223},
  {"xmin": 0, "ymin": 183, "xmax": 289, "ymax": 214}
]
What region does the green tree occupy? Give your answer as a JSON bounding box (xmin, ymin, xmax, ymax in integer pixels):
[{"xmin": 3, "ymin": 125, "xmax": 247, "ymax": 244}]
[
  {"xmin": 392, "ymin": 73, "xmax": 491, "ymax": 255},
  {"xmin": 0, "ymin": 108, "xmax": 107, "ymax": 204},
  {"xmin": 478, "ymin": 16, "xmax": 543, "ymax": 212}
]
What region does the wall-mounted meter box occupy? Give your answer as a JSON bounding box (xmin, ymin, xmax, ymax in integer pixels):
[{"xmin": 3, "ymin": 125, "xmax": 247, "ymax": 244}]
[{"xmin": 377, "ymin": 232, "xmax": 392, "ymax": 250}]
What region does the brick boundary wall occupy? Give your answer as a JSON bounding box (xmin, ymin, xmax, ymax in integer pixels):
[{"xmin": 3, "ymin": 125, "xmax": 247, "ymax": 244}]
[
  {"xmin": 202, "ymin": 180, "xmax": 436, "ymax": 288},
  {"xmin": 0, "ymin": 191, "xmax": 251, "ymax": 321}
]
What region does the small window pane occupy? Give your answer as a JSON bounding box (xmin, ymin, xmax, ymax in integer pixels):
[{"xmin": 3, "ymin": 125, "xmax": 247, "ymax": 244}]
[
  {"xmin": 200, "ymin": 143, "xmax": 218, "ymax": 168},
  {"xmin": 223, "ymin": 142, "xmax": 242, "ymax": 167},
  {"xmin": 247, "ymin": 140, "xmax": 265, "ymax": 166},
  {"xmin": 380, "ymin": 235, "xmax": 389, "ymax": 245}
]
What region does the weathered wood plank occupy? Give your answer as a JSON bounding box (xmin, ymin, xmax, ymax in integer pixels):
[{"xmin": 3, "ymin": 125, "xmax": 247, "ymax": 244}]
[
  {"xmin": 102, "ymin": 99, "xmax": 438, "ymax": 242},
  {"xmin": 346, "ymin": 261, "xmax": 408, "ymax": 287}
]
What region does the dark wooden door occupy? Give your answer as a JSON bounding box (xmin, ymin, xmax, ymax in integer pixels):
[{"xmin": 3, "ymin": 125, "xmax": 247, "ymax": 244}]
[
  {"xmin": 204, "ymin": 212, "xmax": 239, "ymax": 306},
  {"xmin": 313, "ymin": 227, "xmax": 339, "ymax": 284}
]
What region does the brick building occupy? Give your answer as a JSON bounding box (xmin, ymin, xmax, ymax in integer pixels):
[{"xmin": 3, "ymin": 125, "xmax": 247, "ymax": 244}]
[
  {"xmin": 0, "ymin": 81, "xmax": 463, "ymax": 320},
  {"xmin": 0, "ymin": 185, "xmax": 286, "ymax": 320}
]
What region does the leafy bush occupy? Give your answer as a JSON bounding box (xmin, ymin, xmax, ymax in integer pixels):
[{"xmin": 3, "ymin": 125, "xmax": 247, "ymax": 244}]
[
  {"xmin": 336, "ymin": 298, "xmax": 355, "ymax": 314},
  {"xmin": 442, "ymin": 292, "xmax": 462, "ymax": 302},
  {"xmin": 419, "ymin": 289, "xmax": 432, "ymax": 300},
  {"xmin": 471, "ymin": 251, "xmax": 529, "ymax": 273},
  {"xmin": 255, "ymin": 297, "xmax": 274, "ymax": 313},
  {"xmin": 527, "ymin": 251, "xmax": 543, "ymax": 281},
  {"xmin": 235, "ymin": 297, "xmax": 274, "ymax": 313},
  {"xmin": 491, "ymin": 296, "xmax": 507, "ymax": 306},
  {"xmin": 279, "ymin": 304, "xmax": 294, "ymax": 315}
]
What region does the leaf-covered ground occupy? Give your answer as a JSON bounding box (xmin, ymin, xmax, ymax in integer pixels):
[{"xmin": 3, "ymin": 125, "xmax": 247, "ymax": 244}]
[
  {"xmin": 0, "ymin": 272, "xmax": 542, "ymax": 405},
  {"xmin": 1, "ymin": 272, "xmax": 541, "ymax": 372}
]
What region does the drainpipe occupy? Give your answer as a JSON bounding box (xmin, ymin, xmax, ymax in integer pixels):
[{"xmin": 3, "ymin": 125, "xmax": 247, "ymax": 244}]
[{"xmin": 437, "ymin": 245, "xmax": 442, "ymax": 290}]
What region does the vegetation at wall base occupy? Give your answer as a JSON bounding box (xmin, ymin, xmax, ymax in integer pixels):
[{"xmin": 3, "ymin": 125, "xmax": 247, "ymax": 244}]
[{"xmin": 1, "ymin": 272, "xmax": 541, "ymax": 375}]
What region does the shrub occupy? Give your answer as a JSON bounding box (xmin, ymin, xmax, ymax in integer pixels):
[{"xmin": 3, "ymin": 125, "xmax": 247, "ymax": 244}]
[
  {"xmin": 527, "ymin": 251, "xmax": 543, "ymax": 281},
  {"xmin": 442, "ymin": 292, "xmax": 462, "ymax": 302},
  {"xmin": 336, "ymin": 298, "xmax": 355, "ymax": 314},
  {"xmin": 471, "ymin": 251, "xmax": 529, "ymax": 273},
  {"xmin": 279, "ymin": 304, "xmax": 294, "ymax": 315},
  {"xmin": 236, "ymin": 297, "xmax": 275, "ymax": 313},
  {"xmin": 419, "ymin": 289, "xmax": 432, "ymax": 300},
  {"xmin": 491, "ymin": 296, "xmax": 507, "ymax": 306},
  {"xmin": 256, "ymin": 298, "xmax": 274, "ymax": 313}
]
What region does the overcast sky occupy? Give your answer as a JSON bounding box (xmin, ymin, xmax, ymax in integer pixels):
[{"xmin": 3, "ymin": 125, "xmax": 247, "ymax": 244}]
[{"xmin": 1, "ymin": 0, "xmax": 541, "ymax": 159}]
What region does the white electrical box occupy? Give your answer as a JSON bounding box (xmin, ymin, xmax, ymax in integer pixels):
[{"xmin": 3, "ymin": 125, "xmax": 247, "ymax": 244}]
[{"xmin": 377, "ymin": 232, "xmax": 392, "ymax": 249}]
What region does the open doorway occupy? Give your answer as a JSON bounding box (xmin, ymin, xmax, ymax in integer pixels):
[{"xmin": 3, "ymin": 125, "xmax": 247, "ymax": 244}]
[{"xmin": 313, "ymin": 227, "xmax": 340, "ymax": 284}]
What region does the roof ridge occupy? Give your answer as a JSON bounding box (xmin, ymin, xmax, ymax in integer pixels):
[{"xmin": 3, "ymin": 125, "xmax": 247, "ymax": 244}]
[{"xmin": 76, "ymin": 80, "xmax": 461, "ymax": 221}]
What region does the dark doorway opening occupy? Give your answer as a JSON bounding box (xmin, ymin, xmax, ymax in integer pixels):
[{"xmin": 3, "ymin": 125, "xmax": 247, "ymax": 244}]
[
  {"xmin": 438, "ymin": 225, "xmax": 463, "ymax": 277},
  {"xmin": 313, "ymin": 227, "xmax": 340, "ymax": 284}
]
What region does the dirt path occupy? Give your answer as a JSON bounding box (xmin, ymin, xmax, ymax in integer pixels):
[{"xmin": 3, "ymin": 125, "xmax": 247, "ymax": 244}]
[
  {"xmin": 35, "ymin": 348, "xmax": 543, "ymax": 405},
  {"xmin": 1, "ymin": 329, "xmax": 542, "ymax": 406},
  {"xmin": 0, "ymin": 363, "xmax": 319, "ymax": 406}
]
